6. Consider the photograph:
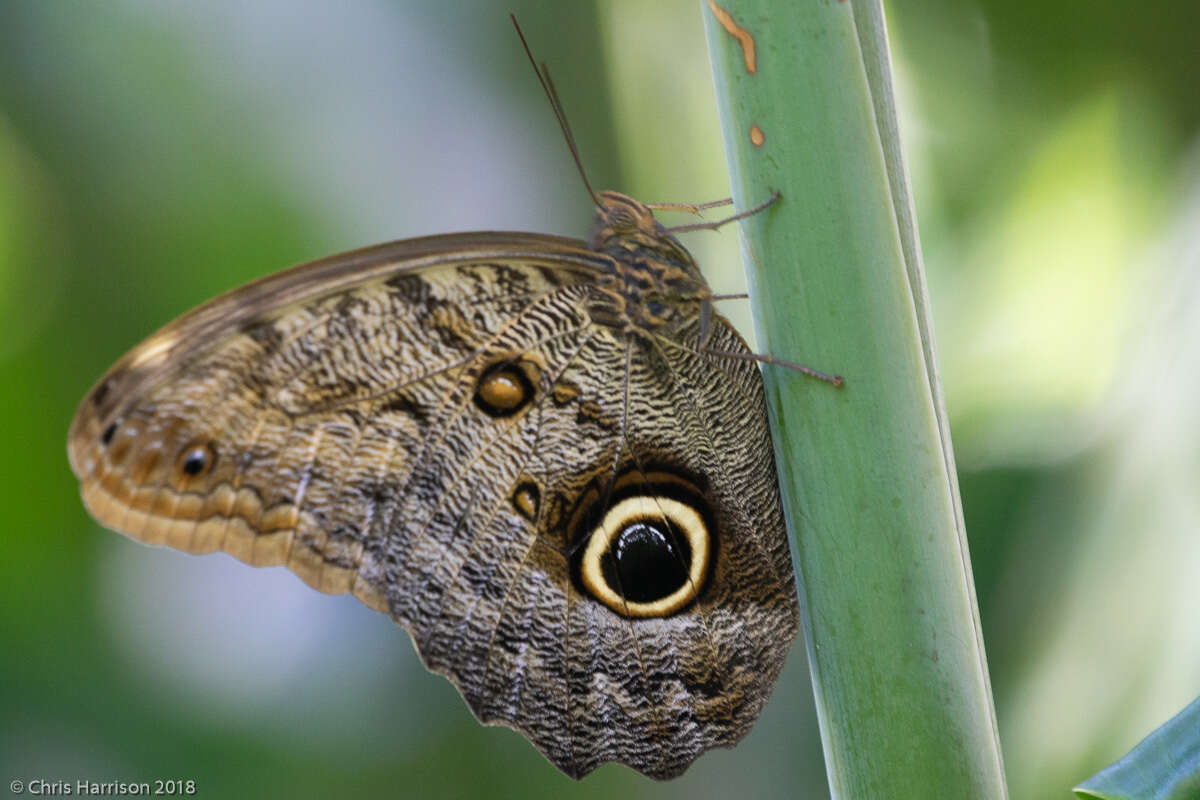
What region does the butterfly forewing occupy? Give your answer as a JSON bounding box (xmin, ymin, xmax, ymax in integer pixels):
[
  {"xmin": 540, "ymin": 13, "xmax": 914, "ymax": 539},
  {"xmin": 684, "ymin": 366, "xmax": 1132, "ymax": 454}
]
[
  {"xmin": 68, "ymin": 231, "xmax": 800, "ymax": 780},
  {"xmin": 70, "ymin": 236, "xmax": 595, "ymax": 600}
]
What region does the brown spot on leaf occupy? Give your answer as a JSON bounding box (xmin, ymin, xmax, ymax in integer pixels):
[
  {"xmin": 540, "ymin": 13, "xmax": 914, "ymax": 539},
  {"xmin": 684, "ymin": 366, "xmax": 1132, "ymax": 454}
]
[
  {"xmin": 750, "ymin": 124, "xmax": 765, "ymax": 146},
  {"xmin": 707, "ymin": 0, "xmax": 757, "ymax": 74}
]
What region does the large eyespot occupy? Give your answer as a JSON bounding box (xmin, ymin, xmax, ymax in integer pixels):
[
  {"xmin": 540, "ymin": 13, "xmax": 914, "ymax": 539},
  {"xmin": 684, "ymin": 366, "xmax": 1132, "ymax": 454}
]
[
  {"xmin": 473, "ymin": 360, "xmax": 537, "ymax": 417},
  {"xmin": 578, "ymin": 492, "xmax": 712, "ymax": 618}
]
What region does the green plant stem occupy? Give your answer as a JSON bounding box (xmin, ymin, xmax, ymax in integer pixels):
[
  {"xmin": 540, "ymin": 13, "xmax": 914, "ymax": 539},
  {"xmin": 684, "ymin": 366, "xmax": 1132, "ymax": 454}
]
[{"xmin": 702, "ymin": 1, "xmax": 1008, "ymax": 796}]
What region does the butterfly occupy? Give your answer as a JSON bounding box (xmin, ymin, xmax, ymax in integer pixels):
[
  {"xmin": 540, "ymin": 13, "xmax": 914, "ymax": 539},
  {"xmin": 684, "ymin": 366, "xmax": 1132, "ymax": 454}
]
[{"xmin": 66, "ymin": 18, "xmax": 841, "ymax": 780}]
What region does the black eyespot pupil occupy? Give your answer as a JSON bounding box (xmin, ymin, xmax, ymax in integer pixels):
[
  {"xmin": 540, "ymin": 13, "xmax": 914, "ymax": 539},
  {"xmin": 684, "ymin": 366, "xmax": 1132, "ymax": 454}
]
[
  {"xmin": 600, "ymin": 520, "xmax": 690, "ymax": 603},
  {"xmin": 101, "ymin": 422, "xmax": 118, "ymax": 445},
  {"xmin": 182, "ymin": 449, "xmax": 209, "ymax": 475},
  {"xmin": 647, "ymin": 300, "xmax": 666, "ymax": 316}
]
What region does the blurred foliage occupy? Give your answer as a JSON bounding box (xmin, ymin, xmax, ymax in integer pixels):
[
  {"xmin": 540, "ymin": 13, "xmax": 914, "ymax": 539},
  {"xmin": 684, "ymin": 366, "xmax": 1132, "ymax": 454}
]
[
  {"xmin": 1075, "ymin": 695, "xmax": 1200, "ymax": 800},
  {"xmin": 1, "ymin": 1, "xmax": 1198, "ymax": 799}
]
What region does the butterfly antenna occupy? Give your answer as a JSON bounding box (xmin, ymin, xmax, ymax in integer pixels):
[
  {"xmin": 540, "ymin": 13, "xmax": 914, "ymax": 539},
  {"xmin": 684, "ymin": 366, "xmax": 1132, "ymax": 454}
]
[{"xmin": 510, "ymin": 14, "xmax": 602, "ymax": 208}]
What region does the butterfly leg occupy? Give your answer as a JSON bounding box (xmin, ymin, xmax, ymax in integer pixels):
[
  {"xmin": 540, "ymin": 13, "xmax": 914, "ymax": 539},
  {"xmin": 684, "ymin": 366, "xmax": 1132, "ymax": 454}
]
[
  {"xmin": 644, "ymin": 198, "xmax": 733, "ymax": 215},
  {"xmin": 703, "ymin": 346, "xmax": 844, "ymax": 388},
  {"xmin": 664, "ymin": 191, "xmax": 781, "ymax": 234}
]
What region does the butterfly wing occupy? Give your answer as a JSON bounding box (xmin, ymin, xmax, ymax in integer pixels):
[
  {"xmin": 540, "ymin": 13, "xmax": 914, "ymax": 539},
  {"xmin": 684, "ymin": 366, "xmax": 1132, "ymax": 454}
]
[
  {"xmin": 548, "ymin": 313, "xmax": 802, "ymax": 778},
  {"xmin": 67, "ymin": 233, "xmax": 799, "ymax": 779}
]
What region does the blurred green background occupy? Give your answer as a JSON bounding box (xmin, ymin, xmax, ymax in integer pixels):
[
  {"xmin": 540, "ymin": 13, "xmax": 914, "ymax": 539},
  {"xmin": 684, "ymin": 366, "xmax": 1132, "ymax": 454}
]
[{"xmin": 2, "ymin": 1, "xmax": 1198, "ymax": 798}]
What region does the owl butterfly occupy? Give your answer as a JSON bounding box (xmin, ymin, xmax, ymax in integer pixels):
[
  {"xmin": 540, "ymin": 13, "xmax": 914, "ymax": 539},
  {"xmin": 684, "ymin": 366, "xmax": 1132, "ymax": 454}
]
[{"xmin": 66, "ymin": 19, "xmax": 842, "ymax": 780}]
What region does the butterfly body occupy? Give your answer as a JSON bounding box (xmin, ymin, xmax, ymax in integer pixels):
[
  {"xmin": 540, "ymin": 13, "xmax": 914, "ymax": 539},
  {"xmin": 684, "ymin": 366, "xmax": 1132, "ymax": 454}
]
[
  {"xmin": 68, "ymin": 192, "xmax": 800, "ymax": 779},
  {"xmin": 585, "ymin": 192, "xmax": 712, "ymax": 338}
]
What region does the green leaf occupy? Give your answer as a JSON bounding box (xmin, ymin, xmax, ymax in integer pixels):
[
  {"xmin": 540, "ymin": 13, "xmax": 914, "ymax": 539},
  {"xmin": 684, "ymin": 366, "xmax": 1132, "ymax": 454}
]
[
  {"xmin": 1075, "ymin": 696, "xmax": 1200, "ymax": 800},
  {"xmin": 702, "ymin": 1, "xmax": 1009, "ymax": 796}
]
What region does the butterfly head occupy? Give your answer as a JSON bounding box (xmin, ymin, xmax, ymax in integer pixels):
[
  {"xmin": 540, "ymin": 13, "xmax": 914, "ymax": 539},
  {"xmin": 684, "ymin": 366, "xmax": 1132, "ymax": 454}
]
[{"xmin": 589, "ymin": 191, "xmax": 691, "ymax": 261}]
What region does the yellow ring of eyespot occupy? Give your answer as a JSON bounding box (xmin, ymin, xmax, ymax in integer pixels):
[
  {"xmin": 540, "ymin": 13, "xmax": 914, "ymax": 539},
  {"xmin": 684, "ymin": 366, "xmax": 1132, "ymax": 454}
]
[{"xmin": 579, "ymin": 494, "xmax": 710, "ymax": 618}]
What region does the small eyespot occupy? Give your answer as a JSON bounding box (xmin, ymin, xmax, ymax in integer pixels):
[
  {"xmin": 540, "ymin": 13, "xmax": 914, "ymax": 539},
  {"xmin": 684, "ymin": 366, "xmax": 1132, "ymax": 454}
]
[
  {"xmin": 646, "ymin": 299, "xmax": 667, "ymax": 317},
  {"xmin": 511, "ymin": 479, "xmax": 540, "ymax": 523},
  {"xmin": 101, "ymin": 422, "xmax": 118, "ymax": 446},
  {"xmin": 474, "ymin": 361, "xmax": 537, "ymax": 417},
  {"xmin": 177, "ymin": 442, "xmax": 216, "ymax": 477}
]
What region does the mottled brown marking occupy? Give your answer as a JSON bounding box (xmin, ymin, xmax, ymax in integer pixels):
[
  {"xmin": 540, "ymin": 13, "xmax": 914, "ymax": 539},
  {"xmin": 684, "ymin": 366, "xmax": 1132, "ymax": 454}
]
[
  {"xmin": 707, "ymin": 0, "xmax": 757, "ymax": 74},
  {"xmin": 428, "ymin": 302, "xmax": 479, "ymax": 350},
  {"xmin": 129, "ymin": 447, "xmax": 162, "ymax": 485},
  {"xmin": 576, "ymin": 399, "xmax": 616, "ymax": 431},
  {"xmin": 551, "ymin": 380, "xmax": 579, "ymax": 406},
  {"xmin": 107, "ymin": 432, "xmax": 132, "ymax": 465},
  {"xmin": 92, "ymin": 379, "xmax": 110, "ymax": 407}
]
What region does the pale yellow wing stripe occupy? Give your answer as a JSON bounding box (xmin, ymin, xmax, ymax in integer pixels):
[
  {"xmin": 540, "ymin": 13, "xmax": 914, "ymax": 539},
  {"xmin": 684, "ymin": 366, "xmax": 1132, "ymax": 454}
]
[{"xmin": 79, "ymin": 466, "xmax": 391, "ymax": 611}]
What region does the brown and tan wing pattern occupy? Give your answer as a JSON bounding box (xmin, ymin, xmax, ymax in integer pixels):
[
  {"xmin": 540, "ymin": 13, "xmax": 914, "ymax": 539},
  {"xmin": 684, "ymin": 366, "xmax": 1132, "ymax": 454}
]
[{"xmin": 67, "ymin": 232, "xmax": 798, "ymax": 779}]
